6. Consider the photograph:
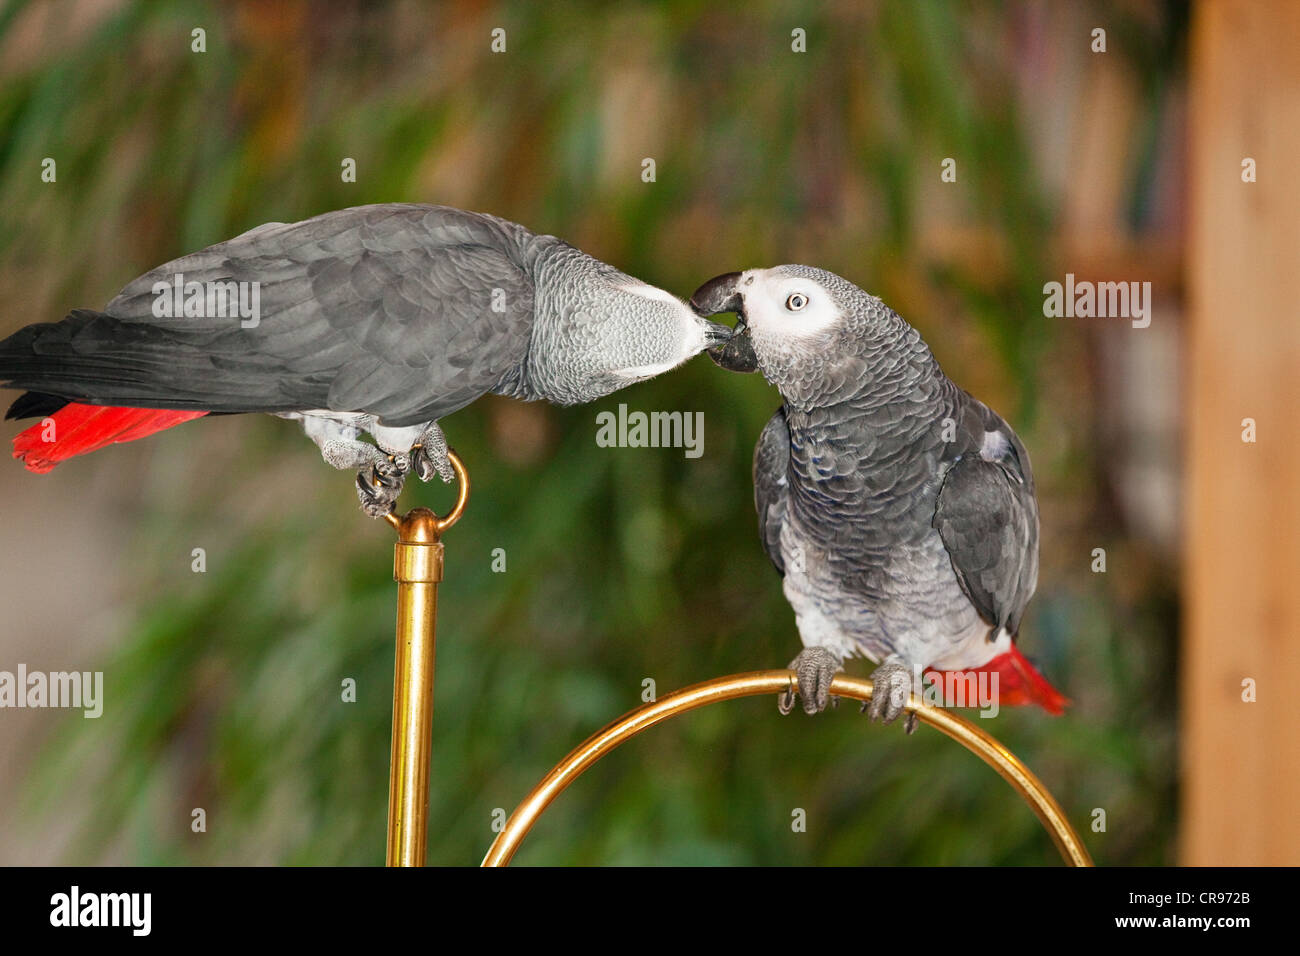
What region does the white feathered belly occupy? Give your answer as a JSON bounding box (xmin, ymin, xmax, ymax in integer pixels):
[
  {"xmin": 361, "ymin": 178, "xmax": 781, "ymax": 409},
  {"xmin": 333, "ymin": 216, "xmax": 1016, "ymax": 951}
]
[
  {"xmin": 276, "ymin": 410, "xmax": 428, "ymax": 453},
  {"xmin": 779, "ymin": 521, "xmax": 1010, "ymax": 671}
]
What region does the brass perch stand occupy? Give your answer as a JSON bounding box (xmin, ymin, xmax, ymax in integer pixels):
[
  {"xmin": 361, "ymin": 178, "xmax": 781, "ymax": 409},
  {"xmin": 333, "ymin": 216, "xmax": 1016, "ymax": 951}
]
[
  {"xmin": 482, "ymin": 672, "xmax": 1093, "ymax": 867},
  {"xmin": 382, "ymin": 449, "xmax": 469, "ymax": 867},
  {"xmin": 377, "ymin": 452, "xmax": 1089, "ymax": 867}
]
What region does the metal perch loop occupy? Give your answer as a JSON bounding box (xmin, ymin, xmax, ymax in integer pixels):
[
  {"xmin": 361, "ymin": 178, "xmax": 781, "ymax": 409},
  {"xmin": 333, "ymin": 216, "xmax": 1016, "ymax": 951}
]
[{"xmin": 481, "ymin": 671, "xmax": 1093, "ymax": 867}]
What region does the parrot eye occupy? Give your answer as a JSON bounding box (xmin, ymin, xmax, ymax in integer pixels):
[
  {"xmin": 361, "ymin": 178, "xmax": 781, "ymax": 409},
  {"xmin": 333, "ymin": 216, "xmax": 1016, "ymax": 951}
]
[{"xmin": 786, "ymin": 292, "xmax": 809, "ymax": 311}]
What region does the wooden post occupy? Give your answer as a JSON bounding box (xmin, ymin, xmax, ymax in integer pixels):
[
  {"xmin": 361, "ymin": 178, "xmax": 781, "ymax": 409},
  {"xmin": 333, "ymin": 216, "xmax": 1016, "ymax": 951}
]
[{"xmin": 1184, "ymin": 0, "xmax": 1300, "ymax": 865}]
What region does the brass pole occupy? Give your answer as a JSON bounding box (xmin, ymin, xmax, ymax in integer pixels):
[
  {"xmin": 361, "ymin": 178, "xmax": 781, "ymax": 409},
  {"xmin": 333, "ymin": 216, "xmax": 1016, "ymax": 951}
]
[
  {"xmin": 482, "ymin": 671, "xmax": 1093, "ymax": 867},
  {"xmin": 383, "ymin": 451, "xmax": 469, "ymax": 867}
]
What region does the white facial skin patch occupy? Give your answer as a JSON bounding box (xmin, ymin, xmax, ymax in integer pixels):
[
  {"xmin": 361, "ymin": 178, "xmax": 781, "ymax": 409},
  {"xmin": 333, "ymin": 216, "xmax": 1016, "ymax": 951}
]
[{"xmin": 739, "ymin": 269, "xmax": 843, "ymax": 341}]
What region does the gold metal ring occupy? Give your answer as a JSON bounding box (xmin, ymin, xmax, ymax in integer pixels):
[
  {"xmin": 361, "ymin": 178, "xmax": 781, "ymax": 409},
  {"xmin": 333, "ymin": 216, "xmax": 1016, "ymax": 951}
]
[
  {"xmin": 383, "ymin": 449, "xmax": 470, "ymax": 534},
  {"xmin": 481, "ymin": 671, "xmax": 1093, "ymax": 867}
]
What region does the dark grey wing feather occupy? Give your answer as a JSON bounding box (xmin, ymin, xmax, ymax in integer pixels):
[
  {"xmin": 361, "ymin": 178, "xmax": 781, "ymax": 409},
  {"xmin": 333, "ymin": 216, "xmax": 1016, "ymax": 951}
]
[
  {"xmin": 0, "ymin": 204, "xmax": 539, "ymax": 426},
  {"xmin": 932, "ymin": 398, "xmax": 1039, "ymax": 637},
  {"xmin": 753, "ymin": 406, "xmax": 791, "ymax": 575}
]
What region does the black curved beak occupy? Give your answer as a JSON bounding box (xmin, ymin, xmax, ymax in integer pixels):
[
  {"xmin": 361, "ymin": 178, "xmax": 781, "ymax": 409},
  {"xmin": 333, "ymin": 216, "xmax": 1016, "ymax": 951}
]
[
  {"xmin": 690, "ymin": 272, "xmax": 759, "ymax": 374},
  {"xmin": 689, "ymin": 272, "xmax": 744, "ymax": 316}
]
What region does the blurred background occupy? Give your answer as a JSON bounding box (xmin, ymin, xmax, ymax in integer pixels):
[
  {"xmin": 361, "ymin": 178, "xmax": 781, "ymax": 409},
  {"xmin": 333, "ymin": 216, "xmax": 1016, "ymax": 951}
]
[{"xmin": 0, "ymin": 0, "xmax": 1292, "ymax": 866}]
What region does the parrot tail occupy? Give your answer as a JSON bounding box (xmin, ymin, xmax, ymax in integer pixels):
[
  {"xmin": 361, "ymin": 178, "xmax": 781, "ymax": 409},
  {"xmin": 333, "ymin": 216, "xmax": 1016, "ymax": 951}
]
[
  {"xmin": 926, "ymin": 644, "xmax": 1068, "ymax": 715},
  {"xmin": 11, "ymin": 402, "xmax": 207, "ymax": 473}
]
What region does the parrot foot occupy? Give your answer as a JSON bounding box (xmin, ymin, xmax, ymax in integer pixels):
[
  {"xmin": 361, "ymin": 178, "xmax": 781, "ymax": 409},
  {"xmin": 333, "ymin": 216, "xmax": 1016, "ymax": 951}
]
[
  {"xmin": 321, "ymin": 437, "xmax": 408, "ymax": 475},
  {"xmin": 355, "ymin": 461, "xmax": 407, "ymax": 518},
  {"xmin": 862, "ymin": 656, "xmax": 920, "ymax": 734},
  {"xmin": 319, "ymin": 437, "xmax": 410, "ymax": 517},
  {"xmin": 778, "ymin": 647, "xmax": 844, "ymax": 715},
  {"xmin": 410, "ymin": 422, "xmax": 454, "ymax": 483}
]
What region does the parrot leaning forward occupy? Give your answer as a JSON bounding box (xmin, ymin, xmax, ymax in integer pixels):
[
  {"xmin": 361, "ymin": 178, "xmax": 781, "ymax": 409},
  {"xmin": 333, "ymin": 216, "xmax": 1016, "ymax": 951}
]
[{"xmin": 0, "ymin": 204, "xmax": 731, "ymax": 516}]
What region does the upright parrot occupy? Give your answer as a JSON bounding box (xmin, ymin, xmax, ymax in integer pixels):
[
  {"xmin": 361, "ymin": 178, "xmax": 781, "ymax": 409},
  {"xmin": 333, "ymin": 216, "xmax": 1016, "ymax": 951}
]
[
  {"xmin": 0, "ymin": 204, "xmax": 731, "ymax": 515},
  {"xmin": 692, "ymin": 266, "xmax": 1066, "ymax": 731}
]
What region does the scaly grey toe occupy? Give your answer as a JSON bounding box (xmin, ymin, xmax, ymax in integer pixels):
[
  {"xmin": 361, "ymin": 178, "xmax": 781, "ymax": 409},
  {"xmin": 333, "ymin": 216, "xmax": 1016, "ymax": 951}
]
[{"xmin": 779, "ymin": 646, "xmax": 844, "ymax": 715}]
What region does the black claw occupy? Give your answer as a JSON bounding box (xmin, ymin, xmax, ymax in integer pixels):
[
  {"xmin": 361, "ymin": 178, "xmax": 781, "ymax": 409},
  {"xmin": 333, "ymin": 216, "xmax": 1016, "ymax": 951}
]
[
  {"xmin": 356, "ymin": 467, "xmax": 404, "ymax": 518},
  {"xmin": 367, "ymin": 465, "xmax": 401, "ymax": 490},
  {"xmin": 412, "ymin": 452, "xmax": 436, "ymax": 482},
  {"xmin": 778, "ymin": 684, "xmax": 796, "ymax": 716},
  {"xmin": 409, "ymin": 442, "xmax": 453, "ymax": 484}
]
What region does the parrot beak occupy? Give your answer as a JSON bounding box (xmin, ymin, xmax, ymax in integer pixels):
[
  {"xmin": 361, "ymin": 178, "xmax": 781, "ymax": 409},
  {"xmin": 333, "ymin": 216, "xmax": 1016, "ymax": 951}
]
[
  {"xmin": 690, "ymin": 272, "xmax": 758, "ymax": 374},
  {"xmin": 701, "ymin": 319, "xmax": 735, "ymax": 348},
  {"xmin": 706, "ymin": 319, "xmax": 757, "ymax": 372},
  {"xmin": 689, "ymin": 272, "xmax": 745, "ymax": 316}
]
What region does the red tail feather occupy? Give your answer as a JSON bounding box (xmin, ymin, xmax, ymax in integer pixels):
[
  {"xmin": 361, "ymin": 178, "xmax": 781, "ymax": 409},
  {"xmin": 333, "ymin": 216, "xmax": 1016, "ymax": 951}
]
[
  {"xmin": 12, "ymin": 404, "xmax": 207, "ymax": 473},
  {"xmin": 925, "ymin": 644, "xmax": 1068, "ymax": 715}
]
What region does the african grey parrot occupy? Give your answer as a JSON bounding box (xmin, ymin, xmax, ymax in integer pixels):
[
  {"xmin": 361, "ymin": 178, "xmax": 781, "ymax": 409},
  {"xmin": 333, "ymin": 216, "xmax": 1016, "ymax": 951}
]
[
  {"xmin": 0, "ymin": 204, "xmax": 731, "ymax": 515},
  {"xmin": 692, "ymin": 266, "xmax": 1065, "ymax": 732}
]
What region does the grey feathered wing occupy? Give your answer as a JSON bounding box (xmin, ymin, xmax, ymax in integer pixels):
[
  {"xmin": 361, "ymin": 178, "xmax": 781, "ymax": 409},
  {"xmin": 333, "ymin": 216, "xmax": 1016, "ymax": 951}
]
[
  {"xmin": 0, "ymin": 204, "xmax": 539, "ymax": 427},
  {"xmin": 932, "ymin": 398, "xmax": 1039, "ymax": 638},
  {"xmin": 753, "ymin": 406, "xmax": 791, "ymax": 576}
]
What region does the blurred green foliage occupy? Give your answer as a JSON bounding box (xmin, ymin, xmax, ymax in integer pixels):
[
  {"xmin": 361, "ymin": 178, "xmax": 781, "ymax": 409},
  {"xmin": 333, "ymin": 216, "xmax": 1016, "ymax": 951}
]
[{"xmin": 3, "ymin": 0, "xmax": 1179, "ymax": 864}]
